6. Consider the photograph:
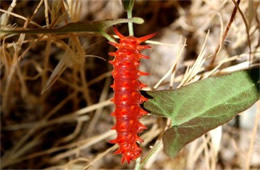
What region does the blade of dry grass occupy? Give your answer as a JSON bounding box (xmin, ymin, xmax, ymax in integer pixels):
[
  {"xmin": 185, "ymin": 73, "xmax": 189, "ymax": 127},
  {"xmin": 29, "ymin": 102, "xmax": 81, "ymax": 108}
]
[
  {"xmin": 1, "ymin": 130, "xmax": 115, "ymax": 168},
  {"xmin": 86, "ymin": 77, "xmax": 111, "ymax": 136},
  {"xmin": 178, "ymin": 30, "xmax": 210, "ymax": 87},
  {"xmin": 83, "ymin": 145, "xmax": 117, "ymax": 169},
  {"xmin": 153, "ymin": 37, "xmax": 186, "ymax": 89},
  {"xmin": 245, "ymin": 101, "xmax": 260, "ymax": 170}
]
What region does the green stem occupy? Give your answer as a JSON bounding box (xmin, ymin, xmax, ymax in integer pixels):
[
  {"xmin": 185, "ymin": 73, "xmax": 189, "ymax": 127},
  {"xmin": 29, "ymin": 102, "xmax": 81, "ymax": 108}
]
[
  {"xmin": 134, "ymin": 157, "xmax": 141, "ymax": 170},
  {"xmin": 100, "ymin": 30, "xmax": 116, "ymax": 43},
  {"xmin": 127, "ymin": 10, "xmax": 134, "ymax": 36},
  {"xmin": 134, "ymin": 141, "xmax": 163, "ymax": 170}
]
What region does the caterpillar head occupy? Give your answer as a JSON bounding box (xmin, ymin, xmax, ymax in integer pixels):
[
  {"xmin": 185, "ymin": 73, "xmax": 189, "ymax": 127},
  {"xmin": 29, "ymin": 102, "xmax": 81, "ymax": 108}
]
[{"xmin": 111, "ymin": 27, "xmax": 157, "ymax": 51}]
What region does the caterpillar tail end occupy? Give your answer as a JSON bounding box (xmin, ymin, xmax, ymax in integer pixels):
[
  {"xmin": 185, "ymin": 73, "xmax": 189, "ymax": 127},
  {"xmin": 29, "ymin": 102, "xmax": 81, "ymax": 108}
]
[
  {"xmin": 115, "ymin": 146, "xmax": 142, "ymax": 164},
  {"xmin": 110, "ymin": 135, "xmax": 144, "ymax": 164}
]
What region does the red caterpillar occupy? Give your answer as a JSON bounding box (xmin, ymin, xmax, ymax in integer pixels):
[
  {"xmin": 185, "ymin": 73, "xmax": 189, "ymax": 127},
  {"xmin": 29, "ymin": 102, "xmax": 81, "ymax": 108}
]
[{"xmin": 109, "ymin": 27, "xmax": 156, "ymax": 163}]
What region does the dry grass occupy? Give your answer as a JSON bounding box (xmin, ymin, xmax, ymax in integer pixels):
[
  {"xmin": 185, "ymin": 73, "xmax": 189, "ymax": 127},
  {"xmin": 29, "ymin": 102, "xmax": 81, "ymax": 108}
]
[{"xmin": 0, "ymin": 0, "xmax": 259, "ymax": 169}]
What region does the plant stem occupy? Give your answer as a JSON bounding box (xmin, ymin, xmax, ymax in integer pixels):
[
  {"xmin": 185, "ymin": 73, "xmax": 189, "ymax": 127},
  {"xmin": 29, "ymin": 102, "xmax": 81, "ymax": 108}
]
[
  {"xmin": 127, "ymin": 10, "xmax": 134, "ymax": 36},
  {"xmin": 100, "ymin": 30, "xmax": 116, "ymax": 43}
]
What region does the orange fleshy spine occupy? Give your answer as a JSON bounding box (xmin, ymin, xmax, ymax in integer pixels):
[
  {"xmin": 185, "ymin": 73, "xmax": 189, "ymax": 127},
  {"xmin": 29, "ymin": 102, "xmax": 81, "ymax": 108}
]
[{"xmin": 109, "ymin": 27, "xmax": 156, "ymax": 164}]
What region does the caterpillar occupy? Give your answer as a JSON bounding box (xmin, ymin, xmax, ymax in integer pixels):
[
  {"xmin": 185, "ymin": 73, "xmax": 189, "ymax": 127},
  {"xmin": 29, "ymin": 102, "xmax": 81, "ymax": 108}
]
[{"xmin": 109, "ymin": 27, "xmax": 156, "ymax": 164}]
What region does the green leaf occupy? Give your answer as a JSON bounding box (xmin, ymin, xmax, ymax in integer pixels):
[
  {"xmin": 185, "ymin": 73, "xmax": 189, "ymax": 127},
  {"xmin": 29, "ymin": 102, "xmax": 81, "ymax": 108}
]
[
  {"xmin": 122, "ymin": 0, "xmax": 135, "ymax": 11},
  {"xmin": 0, "ymin": 17, "xmax": 143, "ymax": 35},
  {"xmin": 143, "ymin": 67, "xmax": 259, "ymax": 157}
]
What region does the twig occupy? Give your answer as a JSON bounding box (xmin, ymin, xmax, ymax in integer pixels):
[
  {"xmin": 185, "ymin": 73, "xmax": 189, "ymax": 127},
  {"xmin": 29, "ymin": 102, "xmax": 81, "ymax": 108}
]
[
  {"xmin": 231, "ymin": 0, "xmax": 252, "ymax": 65},
  {"xmin": 210, "ymin": 0, "xmax": 241, "ymax": 65}
]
